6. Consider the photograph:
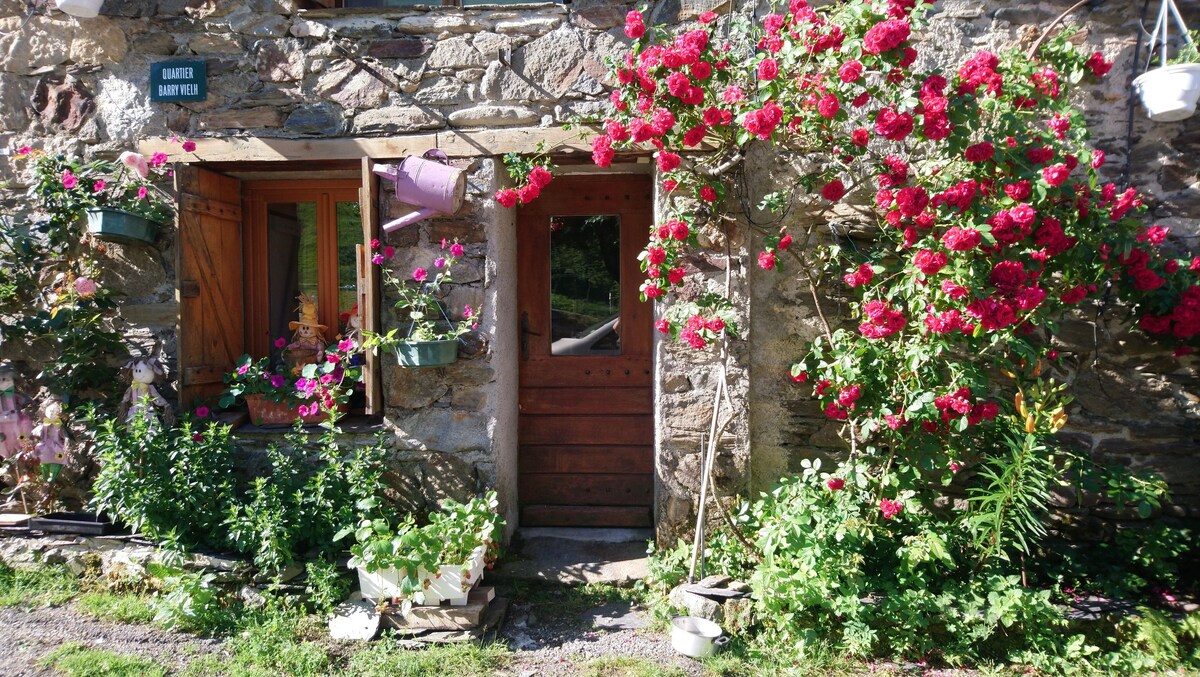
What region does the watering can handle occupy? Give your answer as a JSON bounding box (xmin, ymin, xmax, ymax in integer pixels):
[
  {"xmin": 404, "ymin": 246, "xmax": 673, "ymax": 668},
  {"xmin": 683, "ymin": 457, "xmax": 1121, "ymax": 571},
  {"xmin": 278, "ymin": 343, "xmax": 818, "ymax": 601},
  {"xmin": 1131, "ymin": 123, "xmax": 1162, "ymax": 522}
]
[{"xmin": 422, "ymin": 149, "xmax": 449, "ymax": 165}]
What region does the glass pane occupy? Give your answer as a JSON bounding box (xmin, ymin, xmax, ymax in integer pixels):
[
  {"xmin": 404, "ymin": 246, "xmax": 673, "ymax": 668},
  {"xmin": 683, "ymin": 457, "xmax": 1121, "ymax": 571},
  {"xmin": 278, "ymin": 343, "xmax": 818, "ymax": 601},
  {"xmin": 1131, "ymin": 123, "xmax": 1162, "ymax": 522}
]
[
  {"xmin": 336, "ymin": 200, "xmax": 362, "ymax": 336},
  {"xmin": 549, "ymin": 215, "xmax": 622, "ymax": 356},
  {"xmin": 267, "ymin": 202, "xmax": 319, "ymax": 349}
]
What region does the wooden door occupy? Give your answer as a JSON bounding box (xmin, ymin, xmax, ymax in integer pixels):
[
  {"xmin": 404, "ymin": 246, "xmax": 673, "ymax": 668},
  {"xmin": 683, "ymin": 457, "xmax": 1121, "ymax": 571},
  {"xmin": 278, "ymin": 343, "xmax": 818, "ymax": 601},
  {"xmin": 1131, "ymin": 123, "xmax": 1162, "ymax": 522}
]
[
  {"xmin": 517, "ymin": 174, "xmax": 655, "ymax": 527},
  {"xmin": 177, "ymin": 166, "xmax": 243, "ymax": 410}
]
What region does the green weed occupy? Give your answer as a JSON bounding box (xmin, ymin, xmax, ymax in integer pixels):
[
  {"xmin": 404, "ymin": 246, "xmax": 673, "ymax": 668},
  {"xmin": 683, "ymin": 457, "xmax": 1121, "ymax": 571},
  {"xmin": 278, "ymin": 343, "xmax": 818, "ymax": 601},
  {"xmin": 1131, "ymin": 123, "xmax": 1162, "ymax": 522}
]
[
  {"xmin": 344, "ymin": 637, "xmax": 512, "ymax": 676},
  {"xmin": 0, "ymin": 563, "xmax": 79, "ymax": 608},
  {"xmin": 76, "ymin": 591, "xmax": 156, "ymax": 625},
  {"xmin": 579, "ymin": 656, "xmax": 689, "ymax": 677},
  {"xmin": 38, "ymin": 642, "xmax": 167, "ymax": 677}
]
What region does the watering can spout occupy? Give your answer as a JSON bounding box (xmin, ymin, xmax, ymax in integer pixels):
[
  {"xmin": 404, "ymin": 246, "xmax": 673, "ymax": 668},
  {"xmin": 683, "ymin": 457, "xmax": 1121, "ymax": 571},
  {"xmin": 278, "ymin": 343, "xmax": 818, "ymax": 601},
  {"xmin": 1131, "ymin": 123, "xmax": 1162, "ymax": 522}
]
[{"xmin": 381, "ymin": 207, "xmax": 438, "ymax": 233}]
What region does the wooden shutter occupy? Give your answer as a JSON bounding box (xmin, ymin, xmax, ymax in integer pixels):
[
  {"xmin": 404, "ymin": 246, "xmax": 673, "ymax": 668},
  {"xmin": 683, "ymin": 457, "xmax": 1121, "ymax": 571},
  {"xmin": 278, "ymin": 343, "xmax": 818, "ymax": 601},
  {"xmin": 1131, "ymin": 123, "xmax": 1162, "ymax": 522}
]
[
  {"xmin": 358, "ymin": 157, "xmax": 382, "ymax": 414},
  {"xmin": 176, "ymin": 166, "xmax": 244, "ymax": 410}
]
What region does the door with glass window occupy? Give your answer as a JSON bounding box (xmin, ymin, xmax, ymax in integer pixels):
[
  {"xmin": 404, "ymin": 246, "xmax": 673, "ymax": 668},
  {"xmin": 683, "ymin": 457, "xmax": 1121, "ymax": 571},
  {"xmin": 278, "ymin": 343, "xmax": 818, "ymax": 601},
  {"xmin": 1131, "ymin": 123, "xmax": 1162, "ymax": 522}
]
[{"xmin": 517, "ymin": 174, "xmax": 654, "ymax": 527}]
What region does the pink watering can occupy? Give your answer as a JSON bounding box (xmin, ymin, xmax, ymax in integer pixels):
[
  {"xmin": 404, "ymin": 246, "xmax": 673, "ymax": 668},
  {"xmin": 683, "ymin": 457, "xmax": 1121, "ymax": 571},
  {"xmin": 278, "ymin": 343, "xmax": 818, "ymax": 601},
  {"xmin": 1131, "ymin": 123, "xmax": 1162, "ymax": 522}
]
[{"xmin": 374, "ymin": 149, "xmax": 466, "ymax": 233}]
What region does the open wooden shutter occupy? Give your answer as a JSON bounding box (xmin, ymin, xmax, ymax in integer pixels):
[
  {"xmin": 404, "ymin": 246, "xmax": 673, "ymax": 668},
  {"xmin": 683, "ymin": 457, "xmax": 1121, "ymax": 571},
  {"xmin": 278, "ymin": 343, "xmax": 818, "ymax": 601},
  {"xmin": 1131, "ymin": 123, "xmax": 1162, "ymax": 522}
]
[
  {"xmin": 176, "ymin": 166, "xmax": 244, "ymax": 410},
  {"xmin": 358, "ymin": 157, "xmax": 383, "ymax": 414}
]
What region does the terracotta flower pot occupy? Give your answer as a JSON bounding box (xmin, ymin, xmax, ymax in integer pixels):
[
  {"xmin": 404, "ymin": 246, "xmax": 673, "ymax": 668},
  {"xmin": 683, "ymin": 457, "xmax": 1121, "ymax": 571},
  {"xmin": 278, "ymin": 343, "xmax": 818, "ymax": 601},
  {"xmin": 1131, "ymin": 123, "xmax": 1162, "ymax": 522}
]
[{"xmin": 244, "ymin": 393, "xmax": 341, "ymax": 427}]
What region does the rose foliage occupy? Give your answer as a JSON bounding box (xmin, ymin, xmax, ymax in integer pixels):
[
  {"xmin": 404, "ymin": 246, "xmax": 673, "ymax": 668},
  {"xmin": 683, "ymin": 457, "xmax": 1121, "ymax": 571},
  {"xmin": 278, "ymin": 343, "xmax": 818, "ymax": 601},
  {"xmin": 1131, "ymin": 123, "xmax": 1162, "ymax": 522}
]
[{"xmin": 511, "ymin": 0, "xmax": 1200, "ymax": 669}]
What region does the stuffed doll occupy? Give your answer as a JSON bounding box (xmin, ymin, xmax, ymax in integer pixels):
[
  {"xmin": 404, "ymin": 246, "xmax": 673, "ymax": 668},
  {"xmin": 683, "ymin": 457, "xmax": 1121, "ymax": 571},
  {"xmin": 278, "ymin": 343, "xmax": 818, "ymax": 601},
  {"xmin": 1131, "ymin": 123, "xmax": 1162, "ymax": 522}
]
[
  {"xmin": 0, "ymin": 362, "xmax": 34, "ymax": 459},
  {"xmin": 33, "ymin": 397, "xmax": 67, "ymax": 482},
  {"xmin": 119, "ymin": 356, "xmax": 175, "ymax": 428},
  {"xmin": 285, "ymin": 294, "xmax": 327, "ymax": 373}
]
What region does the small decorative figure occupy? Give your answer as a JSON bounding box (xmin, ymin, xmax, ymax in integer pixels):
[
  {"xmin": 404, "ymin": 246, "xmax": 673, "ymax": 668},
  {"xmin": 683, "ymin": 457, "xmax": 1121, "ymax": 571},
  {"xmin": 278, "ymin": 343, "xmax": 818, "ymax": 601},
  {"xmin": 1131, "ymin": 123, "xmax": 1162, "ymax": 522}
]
[
  {"xmin": 32, "ymin": 397, "xmax": 67, "ymax": 482},
  {"xmin": 0, "ymin": 362, "xmax": 34, "ymax": 459},
  {"xmin": 285, "ymin": 294, "xmax": 327, "ymax": 374},
  {"xmin": 340, "ymin": 302, "xmax": 362, "ymax": 345},
  {"xmin": 118, "ymin": 356, "xmax": 175, "ymax": 428}
]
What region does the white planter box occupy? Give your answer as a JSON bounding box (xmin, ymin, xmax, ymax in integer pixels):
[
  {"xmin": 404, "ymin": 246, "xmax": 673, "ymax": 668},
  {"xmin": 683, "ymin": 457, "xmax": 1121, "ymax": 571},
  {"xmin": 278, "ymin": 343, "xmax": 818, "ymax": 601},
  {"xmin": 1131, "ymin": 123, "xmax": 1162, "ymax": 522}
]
[
  {"xmin": 1133, "ymin": 64, "xmax": 1200, "ymax": 122},
  {"xmin": 353, "ymin": 545, "xmax": 487, "ymax": 606}
]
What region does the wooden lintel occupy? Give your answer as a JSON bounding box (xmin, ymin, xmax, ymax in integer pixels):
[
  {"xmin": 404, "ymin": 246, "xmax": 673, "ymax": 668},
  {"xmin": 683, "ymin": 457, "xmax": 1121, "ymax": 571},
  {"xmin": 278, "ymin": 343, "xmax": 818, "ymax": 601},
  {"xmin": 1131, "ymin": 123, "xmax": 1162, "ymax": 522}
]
[{"xmin": 139, "ymin": 126, "xmax": 606, "ymax": 163}]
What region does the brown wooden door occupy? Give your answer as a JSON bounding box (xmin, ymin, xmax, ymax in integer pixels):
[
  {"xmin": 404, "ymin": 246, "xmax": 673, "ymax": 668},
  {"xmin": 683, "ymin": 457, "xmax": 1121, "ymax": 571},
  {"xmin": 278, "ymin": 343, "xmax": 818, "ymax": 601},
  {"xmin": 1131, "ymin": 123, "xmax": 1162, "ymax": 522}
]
[
  {"xmin": 517, "ymin": 174, "xmax": 654, "ymax": 527},
  {"xmin": 176, "ymin": 166, "xmax": 244, "ymax": 410}
]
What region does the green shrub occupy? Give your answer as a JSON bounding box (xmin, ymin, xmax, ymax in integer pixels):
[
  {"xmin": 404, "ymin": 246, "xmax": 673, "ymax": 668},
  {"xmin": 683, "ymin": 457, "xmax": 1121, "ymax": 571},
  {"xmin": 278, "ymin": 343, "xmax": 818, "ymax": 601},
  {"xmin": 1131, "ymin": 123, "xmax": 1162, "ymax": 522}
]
[{"xmin": 38, "ymin": 643, "xmax": 168, "ymax": 677}]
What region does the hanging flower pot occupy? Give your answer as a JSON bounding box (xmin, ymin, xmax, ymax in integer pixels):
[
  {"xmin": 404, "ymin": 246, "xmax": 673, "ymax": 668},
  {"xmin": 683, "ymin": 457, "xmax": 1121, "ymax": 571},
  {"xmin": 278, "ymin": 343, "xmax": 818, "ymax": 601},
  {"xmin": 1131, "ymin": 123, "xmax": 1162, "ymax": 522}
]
[
  {"xmin": 1133, "ymin": 64, "xmax": 1200, "ymax": 122},
  {"xmin": 393, "ymin": 339, "xmax": 458, "ymax": 368},
  {"xmin": 86, "ymin": 207, "xmax": 160, "ymax": 246},
  {"xmin": 55, "ymin": 0, "xmax": 103, "ymax": 18},
  {"xmin": 1133, "ymin": 0, "xmax": 1200, "ymax": 122}
]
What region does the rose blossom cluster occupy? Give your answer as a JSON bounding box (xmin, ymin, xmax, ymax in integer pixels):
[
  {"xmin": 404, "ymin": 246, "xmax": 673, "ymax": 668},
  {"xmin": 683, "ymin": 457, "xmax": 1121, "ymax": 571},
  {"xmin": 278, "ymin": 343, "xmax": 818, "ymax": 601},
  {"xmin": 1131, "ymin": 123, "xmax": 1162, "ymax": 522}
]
[{"xmin": 494, "ymin": 164, "xmax": 553, "ymax": 208}]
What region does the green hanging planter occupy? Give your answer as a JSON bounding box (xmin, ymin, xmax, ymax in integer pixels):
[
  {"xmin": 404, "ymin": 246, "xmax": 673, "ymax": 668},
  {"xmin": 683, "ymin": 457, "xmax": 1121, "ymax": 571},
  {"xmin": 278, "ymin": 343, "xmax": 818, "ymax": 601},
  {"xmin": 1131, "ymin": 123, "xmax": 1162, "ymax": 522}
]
[
  {"xmin": 394, "ymin": 339, "xmax": 458, "ymax": 368},
  {"xmin": 86, "ymin": 207, "xmax": 161, "ymax": 246}
]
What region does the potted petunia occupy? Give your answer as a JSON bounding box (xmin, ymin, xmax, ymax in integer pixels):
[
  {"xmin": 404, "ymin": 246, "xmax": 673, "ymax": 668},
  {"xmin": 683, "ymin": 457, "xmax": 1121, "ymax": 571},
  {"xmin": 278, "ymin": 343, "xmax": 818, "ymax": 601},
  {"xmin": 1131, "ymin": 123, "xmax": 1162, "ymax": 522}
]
[
  {"xmin": 219, "ymin": 337, "xmax": 361, "ymax": 427},
  {"xmin": 19, "ymin": 139, "xmax": 192, "ymax": 245},
  {"xmin": 364, "ymin": 240, "xmax": 480, "ymax": 368},
  {"xmin": 341, "ymin": 491, "xmax": 503, "ymax": 607},
  {"xmin": 1132, "ymin": 1, "xmax": 1200, "ymax": 122}
]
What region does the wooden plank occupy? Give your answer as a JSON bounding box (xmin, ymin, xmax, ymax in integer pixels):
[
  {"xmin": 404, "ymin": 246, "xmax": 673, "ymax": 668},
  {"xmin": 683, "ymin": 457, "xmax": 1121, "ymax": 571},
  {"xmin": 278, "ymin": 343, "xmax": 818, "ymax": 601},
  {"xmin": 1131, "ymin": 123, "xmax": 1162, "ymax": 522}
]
[
  {"xmin": 518, "ymin": 387, "xmax": 652, "ymax": 415},
  {"xmin": 517, "ymin": 359, "xmax": 652, "ymax": 387},
  {"xmin": 518, "ymin": 415, "xmax": 652, "ymax": 447},
  {"xmin": 519, "ymin": 446, "xmax": 653, "ymax": 475},
  {"xmin": 139, "ymin": 127, "xmax": 606, "ymax": 163},
  {"xmin": 521, "ymin": 505, "xmax": 652, "ymax": 528},
  {"xmin": 182, "ymin": 365, "xmax": 227, "ymax": 386},
  {"xmin": 518, "ymin": 473, "xmax": 653, "ymax": 506},
  {"xmin": 381, "ymin": 587, "xmax": 496, "ymax": 631},
  {"xmin": 360, "ymin": 157, "xmax": 382, "ymax": 414},
  {"xmin": 178, "ymin": 193, "xmax": 242, "ymax": 221}
]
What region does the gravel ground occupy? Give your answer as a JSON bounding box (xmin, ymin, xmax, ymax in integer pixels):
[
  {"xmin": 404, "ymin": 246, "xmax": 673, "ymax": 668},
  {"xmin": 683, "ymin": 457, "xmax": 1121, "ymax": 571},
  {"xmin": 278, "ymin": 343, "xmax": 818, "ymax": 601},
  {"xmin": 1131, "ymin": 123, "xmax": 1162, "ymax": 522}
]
[
  {"xmin": 0, "ymin": 592, "xmax": 705, "ymax": 676},
  {"xmin": 498, "ymin": 598, "xmax": 708, "ymax": 676},
  {"xmin": 0, "ymin": 604, "xmax": 220, "ymax": 676}
]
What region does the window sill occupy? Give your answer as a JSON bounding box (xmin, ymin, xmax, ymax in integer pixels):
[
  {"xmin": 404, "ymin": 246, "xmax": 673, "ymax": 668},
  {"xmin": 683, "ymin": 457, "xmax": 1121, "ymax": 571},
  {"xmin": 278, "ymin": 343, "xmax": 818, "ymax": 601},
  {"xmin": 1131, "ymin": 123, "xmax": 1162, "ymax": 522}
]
[{"xmin": 228, "ymin": 414, "xmax": 386, "ymax": 438}]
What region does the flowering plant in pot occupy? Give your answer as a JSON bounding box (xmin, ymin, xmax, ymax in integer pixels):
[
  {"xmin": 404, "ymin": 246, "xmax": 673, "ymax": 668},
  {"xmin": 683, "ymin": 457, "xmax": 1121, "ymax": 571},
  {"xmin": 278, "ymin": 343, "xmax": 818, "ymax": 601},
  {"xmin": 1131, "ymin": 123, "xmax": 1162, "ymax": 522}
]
[
  {"xmin": 342, "ymin": 491, "xmax": 503, "ymax": 607},
  {"xmin": 18, "ymin": 138, "xmax": 193, "ymax": 245},
  {"xmin": 364, "ymin": 239, "xmax": 481, "ymax": 368},
  {"xmin": 219, "ymin": 337, "xmax": 361, "ymax": 426}
]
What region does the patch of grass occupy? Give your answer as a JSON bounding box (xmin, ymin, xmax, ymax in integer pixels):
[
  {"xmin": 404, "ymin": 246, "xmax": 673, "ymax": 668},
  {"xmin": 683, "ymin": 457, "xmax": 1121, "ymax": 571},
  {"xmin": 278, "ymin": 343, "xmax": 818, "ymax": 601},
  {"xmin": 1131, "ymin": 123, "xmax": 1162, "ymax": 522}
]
[
  {"xmin": 579, "ymin": 656, "xmax": 689, "ymax": 677},
  {"xmin": 509, "ymin": 580, "xmax": 645, "ymax": 617},
  {"xmin": 0, "ymin": 562, "xmax": 79, "ymax": 608},
  {"xmin": 38, "ymin": 642, "xmax": 168, "ymax": 677},
  {"xmin": 185, "ymin": 604, "xmax": 331, "ymax": 677},
  {"xmin": 76, "ymin": 591, "xmax": 156, "ymax": 625},
  {"xmin": 344, "ymin": 637, "xmax": 512, "ymax": 677}
]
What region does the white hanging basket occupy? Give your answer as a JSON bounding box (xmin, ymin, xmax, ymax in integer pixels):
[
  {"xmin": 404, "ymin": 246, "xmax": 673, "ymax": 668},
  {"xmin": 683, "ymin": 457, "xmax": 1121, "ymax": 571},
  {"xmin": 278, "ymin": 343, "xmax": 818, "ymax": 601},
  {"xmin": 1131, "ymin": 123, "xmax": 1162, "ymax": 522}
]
[
  {"xmin": 55, "ymin": 0, "xmax": 103, "ymax": 18},
  {"xmin": 1133, "ymin": 64, "xmax": 1200, "ymax": 122},
  {"xmin": 1135, "ymin": 0, "xmax": 1200, "ymax": 122}
]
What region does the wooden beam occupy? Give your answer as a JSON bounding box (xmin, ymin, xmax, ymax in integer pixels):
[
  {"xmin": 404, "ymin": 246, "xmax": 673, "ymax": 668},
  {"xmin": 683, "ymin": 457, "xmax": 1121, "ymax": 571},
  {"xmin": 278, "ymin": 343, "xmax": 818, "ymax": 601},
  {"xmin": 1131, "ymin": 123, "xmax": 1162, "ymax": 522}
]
[{"xmin": 139, "ymin": 126, "xmax": 605, "ymax": 163}]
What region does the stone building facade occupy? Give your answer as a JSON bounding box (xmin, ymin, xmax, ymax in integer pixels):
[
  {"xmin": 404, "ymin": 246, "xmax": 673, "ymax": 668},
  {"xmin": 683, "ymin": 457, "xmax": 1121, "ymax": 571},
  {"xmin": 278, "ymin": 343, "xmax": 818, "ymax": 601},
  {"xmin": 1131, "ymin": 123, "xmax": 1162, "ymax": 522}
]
[{"xmin": 0, "ymin": 0, "xmax": 1196, "ymax": 542}]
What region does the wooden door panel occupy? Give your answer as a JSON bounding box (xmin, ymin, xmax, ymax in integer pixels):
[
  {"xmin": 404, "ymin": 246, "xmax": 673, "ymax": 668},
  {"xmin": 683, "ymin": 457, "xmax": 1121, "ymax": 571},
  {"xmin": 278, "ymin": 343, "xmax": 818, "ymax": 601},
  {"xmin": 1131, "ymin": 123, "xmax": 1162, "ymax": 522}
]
[
  {"xmin": 520, "ymin": 446, "xmax": 654, "ymax": 474},
  {"xmin": 519, "ymin": 387, "xmax": 653, "ymax": 416},
  {"xmin": 519, "ymin": 415, "xmax": 653, "ymax": 446},
  {"xmin": 517, "ymin": 174, "xmax": 655, "ymax": 528},
  {"xmin": 519, "ymin": 473, "xmax": 653, "ymax": 506}
]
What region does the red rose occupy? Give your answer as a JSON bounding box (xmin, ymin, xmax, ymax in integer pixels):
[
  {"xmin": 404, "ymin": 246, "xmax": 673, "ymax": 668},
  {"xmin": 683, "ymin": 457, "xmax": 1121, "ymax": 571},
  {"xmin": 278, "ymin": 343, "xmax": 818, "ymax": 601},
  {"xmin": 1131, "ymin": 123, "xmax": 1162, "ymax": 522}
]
[
  {"xmin": 1086, "ymin": 51, "xmax": 1113, "ymax": 77},
  {"xmin": 942, "ymin": 227, "xmax": 982, "ymax": 251},
  {"xmin": 758, "ymin": 250, "xmax": 777, "ymax": 270},
  {"xmin": 863, "ymin": 18, "xmax": 911, "ymax": 54},
  {"xmin": 656, "ymin": 151, "xmax": 681, "ymax": 172},
  {"xmin": 822, "ymin": 179, "xmax": 846, "ymax": 201},
  {"xmin": 528, "ymin": 166, "xmax": 553, "ymax": 189},
  {"xmin": 826, "ymin": 478, "xmax": 845, "ymax": 491},
  {"xmin": 817, "ymin": 94, "xmax": 840, "ymax": 119},
  {"xmin": 964, "ymin": 142, "xmax": 994, "ymax": 162},
  {"xmin": 838, "ymin": 60, "xmax": 863, "ymax": 83},
  {"xmin": 851, "ymin": 128, "xmax": 869, "ymax": 146},
  {"xmin": 699, "ymin": 185, "xmax": 717, "ymax": 202},
  {"xmin": 880, "ymin": 498, "xmax": 903, "ymax": 519},
  {"xmin": 494, "ymin": 189, "xmax": 518, "ymax": 208},
  {"xmin": 913, "ymin": 249, "xmax": 948, "ymax": 276},
  {"xmin": 1042, "ymin": 164, "xmax": 1070, "ymax": 187},
  {"xmin": 624, "ymin": 10, "xmax": 645, "ymax": 39},
  {"xmin": 757, "ymin": 58, "xmax": 779, "ymax": 81},
  {"xmin": 874, "ymin": 107, "xmax": 913, "ymax": 140}
]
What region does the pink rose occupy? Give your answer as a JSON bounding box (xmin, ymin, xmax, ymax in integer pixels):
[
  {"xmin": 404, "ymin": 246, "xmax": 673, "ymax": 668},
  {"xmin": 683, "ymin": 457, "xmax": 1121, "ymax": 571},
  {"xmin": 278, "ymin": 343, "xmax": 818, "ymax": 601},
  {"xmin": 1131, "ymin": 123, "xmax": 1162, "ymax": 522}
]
[
  {"xmin": 73, "ymin": 277, "xmax": 98, "ymax": 298},
  {"xmin": 119, "ymin": 151, "xmax": 150, "ymax": 179},
  {"xmin": 413, "ymin": 268, "xmax": 428, "ymax": 282}
]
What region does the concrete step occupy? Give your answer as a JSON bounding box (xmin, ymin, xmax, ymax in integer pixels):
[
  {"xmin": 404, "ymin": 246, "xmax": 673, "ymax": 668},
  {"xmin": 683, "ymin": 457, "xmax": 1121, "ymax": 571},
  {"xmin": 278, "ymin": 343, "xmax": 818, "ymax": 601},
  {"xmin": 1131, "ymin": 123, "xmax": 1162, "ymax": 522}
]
[{"xmin": 490, "ymin": 527, "xmax": 653, "ymax": 586}]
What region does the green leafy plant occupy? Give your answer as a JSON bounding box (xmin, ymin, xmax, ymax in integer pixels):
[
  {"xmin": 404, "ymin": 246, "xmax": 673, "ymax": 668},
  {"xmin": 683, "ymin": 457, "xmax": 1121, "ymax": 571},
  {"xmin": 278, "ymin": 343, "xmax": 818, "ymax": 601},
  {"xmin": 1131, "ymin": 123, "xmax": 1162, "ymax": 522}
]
[
  {"xmin": 148, "ymin": 564, "xmax": 231, "ymax": 634},
  {"xmin": 344, "ymin": 491, "xmax": 503, "ymax": 600},
  {"xmin": 365, "ymin": 239, "xmax": 480, "ymax": 346},
  {"xmin": 20, "ymin": 145, "xmax": 178, "ymax": 225},
  {"xmin": 219, "ymin": 338, "xmax": 361, "ymax": 410}
]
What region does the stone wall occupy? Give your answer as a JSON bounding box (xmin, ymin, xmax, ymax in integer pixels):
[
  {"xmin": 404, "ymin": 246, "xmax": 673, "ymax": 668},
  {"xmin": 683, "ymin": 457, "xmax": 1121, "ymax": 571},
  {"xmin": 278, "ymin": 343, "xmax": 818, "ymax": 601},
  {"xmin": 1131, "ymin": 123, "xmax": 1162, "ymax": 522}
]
[{"xmin": 0, "ymin": 0, "xmax": 1197, "ymax": 542}]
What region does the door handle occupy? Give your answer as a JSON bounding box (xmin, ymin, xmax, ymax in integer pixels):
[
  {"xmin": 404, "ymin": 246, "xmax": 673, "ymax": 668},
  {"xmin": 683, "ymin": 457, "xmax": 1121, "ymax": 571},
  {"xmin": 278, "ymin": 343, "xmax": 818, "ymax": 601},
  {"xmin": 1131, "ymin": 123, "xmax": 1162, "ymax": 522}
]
[{"xmin": 521, "ymin": 311, "xmax": 541, "ymax": 360}]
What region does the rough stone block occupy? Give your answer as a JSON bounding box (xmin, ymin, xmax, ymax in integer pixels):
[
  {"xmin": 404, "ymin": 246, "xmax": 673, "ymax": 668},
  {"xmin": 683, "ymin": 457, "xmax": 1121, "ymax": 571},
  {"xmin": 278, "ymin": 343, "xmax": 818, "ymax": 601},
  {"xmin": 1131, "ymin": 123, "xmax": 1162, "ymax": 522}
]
[
  {"xmin": 198, "ymin": 107, "xmax": 286, "ymax": 130},
  {"xmin": 317, "ymin": 60, "xmax": 400, "ymax": 111},
  {"xmin": 447, "ymin": 105, "xmax": 539, "ymax": 128},
  {"xmin": 32, "ymin": 74, "xmax": 95, "ymax": 134},
  {"xmin": 353, "ymin": 106, "xmax": 444, "ymax": 134},
  {"xmin": 285, "ymin": 103, "xmax": 345, "ymax": 136},
  {"xmin": 368, "ymin": 38, "xmax": 431, "ymax": 59},
  {"xmin": 425, "ymin": 36, "xmax": 486, "ymax": 70},
  {"xmin": 256, "ymin": 40, "xmax": 305, "ymax": 82}
]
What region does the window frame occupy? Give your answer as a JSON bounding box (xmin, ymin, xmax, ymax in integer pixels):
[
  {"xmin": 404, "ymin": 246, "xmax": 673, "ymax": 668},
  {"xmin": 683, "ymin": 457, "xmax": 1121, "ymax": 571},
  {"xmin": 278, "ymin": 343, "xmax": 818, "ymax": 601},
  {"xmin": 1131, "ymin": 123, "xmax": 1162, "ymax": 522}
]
[{"xmin": 241, "ymin": 179, "xmax": 363, "ymax": 361}]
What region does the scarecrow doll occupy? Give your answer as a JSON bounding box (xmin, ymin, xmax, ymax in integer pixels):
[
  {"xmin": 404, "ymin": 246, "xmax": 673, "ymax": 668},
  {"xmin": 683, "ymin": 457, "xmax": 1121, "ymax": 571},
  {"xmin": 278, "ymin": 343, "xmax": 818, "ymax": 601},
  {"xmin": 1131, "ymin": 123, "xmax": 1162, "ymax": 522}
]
[{"xmin": 285, "ymin": 294, "xmax": 327, "ymax": 374}]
